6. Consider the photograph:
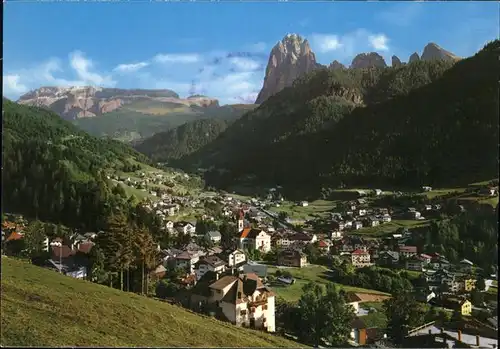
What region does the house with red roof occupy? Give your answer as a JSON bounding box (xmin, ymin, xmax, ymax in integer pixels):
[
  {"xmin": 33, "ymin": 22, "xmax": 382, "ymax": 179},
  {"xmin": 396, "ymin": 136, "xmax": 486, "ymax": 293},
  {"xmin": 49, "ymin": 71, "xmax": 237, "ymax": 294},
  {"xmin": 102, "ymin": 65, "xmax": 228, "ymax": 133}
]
[
  {"xmin": 398, "ymin": 245, "xmax": 418, "ymax": 258},
  {"xmin": 351, "ymin": 249, "xmax": 371, "ymax": 268},
  {"xmin": 238, "ymin": 228, "xmax": 271, "ymax": 253},
  {"xmin": 318, "ymin": 239, "xmax": 330, "ymax": 252}
]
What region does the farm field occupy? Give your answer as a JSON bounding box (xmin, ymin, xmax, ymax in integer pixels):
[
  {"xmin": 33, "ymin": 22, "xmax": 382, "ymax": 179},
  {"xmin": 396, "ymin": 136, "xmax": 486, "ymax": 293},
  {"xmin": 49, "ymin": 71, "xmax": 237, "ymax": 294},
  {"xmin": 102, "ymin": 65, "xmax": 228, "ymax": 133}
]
[{"xmin": 267, "ymin": 264, "xmax": 389, "ymax": 302}]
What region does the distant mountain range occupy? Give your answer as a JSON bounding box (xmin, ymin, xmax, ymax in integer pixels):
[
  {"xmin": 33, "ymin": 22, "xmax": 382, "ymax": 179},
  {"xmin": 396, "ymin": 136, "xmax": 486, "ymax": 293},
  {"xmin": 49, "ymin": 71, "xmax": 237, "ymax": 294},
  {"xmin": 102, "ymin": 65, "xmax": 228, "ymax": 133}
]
[
  {"xmin": 171, "ymin": 39, "xmax": 497, "ymax": 198},
  {"xmin": 255, "ymin": 34, "xmax": 461, "ymax": 104},
  {"xmin": 16, "ymin": 86, "xmax": 255, "ymax": 142},
  {"xmin": 133, "ymin": 35, "xmax": 467, "ymax": 166},
  {"xmin": 13, "ymin": 33, "xmax": 465, "ymax": 161}
]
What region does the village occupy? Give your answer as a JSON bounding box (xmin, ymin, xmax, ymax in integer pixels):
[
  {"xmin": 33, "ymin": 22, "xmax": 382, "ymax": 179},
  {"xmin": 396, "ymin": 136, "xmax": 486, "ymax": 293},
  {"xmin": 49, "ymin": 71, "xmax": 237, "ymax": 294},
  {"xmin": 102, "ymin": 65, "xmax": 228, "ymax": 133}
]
[{"xmin": 2, "ymin": 173, "xmax": 499, "ymax": 348}]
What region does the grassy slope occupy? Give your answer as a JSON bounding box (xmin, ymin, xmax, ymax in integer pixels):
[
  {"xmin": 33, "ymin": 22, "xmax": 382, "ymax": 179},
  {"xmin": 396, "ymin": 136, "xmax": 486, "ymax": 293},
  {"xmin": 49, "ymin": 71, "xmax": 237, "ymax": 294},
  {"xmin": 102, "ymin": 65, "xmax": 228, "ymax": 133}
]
[{"xmin": 1, "ymin": 258, "xmax": 302, "ymax": 347}]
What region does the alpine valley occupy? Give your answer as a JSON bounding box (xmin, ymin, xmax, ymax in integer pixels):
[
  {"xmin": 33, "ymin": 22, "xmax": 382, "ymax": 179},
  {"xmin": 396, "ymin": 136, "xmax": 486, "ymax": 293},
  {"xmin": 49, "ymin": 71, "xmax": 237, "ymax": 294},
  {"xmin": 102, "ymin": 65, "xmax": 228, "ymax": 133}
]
[{"xmin": 14, "ymin": 34, "xmax": 498, "ymax": 199}]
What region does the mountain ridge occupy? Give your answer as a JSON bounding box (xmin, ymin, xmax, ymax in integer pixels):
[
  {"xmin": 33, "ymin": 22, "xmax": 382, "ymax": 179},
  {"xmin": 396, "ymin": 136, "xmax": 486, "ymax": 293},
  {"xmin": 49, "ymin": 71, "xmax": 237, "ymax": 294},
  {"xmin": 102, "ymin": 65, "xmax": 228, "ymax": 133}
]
[
  {"xmin": 173, "ymin": 40, "xmax": 497, "ymax": 198},
  {"xmin": 254, "ymin": 34, "xmax": 461, "ymax": 103},
  {"xmin": 17, "ymin": 86, "xmax": 219, "ymax": 120}
]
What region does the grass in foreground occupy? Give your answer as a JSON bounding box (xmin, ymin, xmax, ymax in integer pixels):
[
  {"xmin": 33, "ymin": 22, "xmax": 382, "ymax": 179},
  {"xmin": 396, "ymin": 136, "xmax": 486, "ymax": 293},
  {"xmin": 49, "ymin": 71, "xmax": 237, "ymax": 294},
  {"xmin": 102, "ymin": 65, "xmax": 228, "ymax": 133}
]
[
  {"xmin": 1, "ymin": 257, "xmax": 302, "ymax": 347},
  {"xmin": 267, "ymin": 264, "xmax": 389, "ymax": 302}
]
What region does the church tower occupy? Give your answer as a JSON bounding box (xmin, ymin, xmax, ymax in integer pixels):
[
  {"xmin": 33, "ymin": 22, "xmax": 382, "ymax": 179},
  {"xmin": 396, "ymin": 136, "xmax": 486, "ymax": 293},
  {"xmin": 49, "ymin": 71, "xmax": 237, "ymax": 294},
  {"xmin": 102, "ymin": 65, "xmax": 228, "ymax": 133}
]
[{"xmin": 236, "ymin": 210, "xmax": 244, "ymax": 232}]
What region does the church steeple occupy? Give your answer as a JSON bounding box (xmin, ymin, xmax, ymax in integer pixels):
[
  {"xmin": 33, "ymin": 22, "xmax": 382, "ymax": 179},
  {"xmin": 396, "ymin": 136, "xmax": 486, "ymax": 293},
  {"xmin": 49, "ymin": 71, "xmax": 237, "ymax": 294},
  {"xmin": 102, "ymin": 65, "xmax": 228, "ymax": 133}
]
[{"xmin": 236, "ymin": 209, "xmax": 244, "ymax": 232}]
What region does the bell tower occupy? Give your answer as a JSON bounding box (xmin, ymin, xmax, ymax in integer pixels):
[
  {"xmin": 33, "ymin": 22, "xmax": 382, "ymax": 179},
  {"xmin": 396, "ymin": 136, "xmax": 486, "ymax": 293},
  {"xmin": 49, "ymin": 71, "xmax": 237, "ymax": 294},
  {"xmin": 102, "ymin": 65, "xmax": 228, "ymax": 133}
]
[{"xmin": 237, "ymin": 210, "xmax": 244, "ymax": 232}]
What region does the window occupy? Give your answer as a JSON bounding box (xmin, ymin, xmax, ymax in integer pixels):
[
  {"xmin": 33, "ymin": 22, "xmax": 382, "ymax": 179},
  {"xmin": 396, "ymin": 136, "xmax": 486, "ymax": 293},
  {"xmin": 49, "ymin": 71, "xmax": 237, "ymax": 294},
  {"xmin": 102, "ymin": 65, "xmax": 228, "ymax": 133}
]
[
  {"xmin": 251, "ymin": 307, "xmax": 256, "ymax": 313},
  {"xmin": 240, "ymin": 310, "xmax": 247, "ymax": 316},
  {"xmin": 263, "ymin": 304, "xmax": 268, "ymax": 310}
]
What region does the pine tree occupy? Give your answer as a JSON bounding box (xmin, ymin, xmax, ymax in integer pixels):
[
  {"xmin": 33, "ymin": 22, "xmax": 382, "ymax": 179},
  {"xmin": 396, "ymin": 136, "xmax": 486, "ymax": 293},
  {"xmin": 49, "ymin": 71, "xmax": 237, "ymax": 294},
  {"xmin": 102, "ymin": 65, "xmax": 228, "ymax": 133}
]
[{"xmin": 133, "ymin": 226, "xmax": 158, "ymax": 294}]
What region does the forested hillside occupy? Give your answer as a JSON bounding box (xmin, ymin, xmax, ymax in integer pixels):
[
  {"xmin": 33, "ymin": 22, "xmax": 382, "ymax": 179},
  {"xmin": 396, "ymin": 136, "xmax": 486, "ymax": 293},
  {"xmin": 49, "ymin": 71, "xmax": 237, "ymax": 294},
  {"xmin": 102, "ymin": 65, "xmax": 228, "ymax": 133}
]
[
  {"xmin": 135, "ymin": 118, "xmax": 231, "ymax": 162},
  {"xmin": 179, "ymin": 41, "xmax": 498, "ymax": 197},
  {"xmin": 2, "ymin": 99, "xmax": 152, "ymax": 231}
]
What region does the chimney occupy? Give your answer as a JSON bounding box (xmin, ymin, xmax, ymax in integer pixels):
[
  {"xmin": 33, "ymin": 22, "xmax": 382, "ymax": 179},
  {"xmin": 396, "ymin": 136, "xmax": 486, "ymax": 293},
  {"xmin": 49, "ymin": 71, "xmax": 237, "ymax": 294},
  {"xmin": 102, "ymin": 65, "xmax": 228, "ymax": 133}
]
[
  {"xmin": 476, "ymin": 335, "xmax": 480, "ymax": 347},
  {"xmin": 457, "ymin": 330, "xmax": 462, "ymax": 342}
]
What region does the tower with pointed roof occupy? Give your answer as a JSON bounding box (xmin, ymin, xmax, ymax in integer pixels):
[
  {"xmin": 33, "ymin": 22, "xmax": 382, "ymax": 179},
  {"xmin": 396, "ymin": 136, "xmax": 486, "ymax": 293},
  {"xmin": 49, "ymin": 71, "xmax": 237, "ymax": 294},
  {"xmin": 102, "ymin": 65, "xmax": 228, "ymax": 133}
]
[{"xmin": 236, "ymin": 210, "xmax": 244, "ymax": 232}]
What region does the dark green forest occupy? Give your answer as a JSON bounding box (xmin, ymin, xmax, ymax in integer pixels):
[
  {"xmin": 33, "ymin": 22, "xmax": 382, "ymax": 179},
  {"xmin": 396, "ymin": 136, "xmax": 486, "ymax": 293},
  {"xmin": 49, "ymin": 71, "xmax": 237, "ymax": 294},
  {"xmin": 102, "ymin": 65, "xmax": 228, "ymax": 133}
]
[
  {"xmin": 2, "ymin": 99, "xmax": 154, "ymax": 231},
  {"xmin": 175, "ymin": 41, "xmax": 499, "ymax": 198},
  {"xmin": 135, "ymin": 118, "xmax": 231, "ymax": 162}
]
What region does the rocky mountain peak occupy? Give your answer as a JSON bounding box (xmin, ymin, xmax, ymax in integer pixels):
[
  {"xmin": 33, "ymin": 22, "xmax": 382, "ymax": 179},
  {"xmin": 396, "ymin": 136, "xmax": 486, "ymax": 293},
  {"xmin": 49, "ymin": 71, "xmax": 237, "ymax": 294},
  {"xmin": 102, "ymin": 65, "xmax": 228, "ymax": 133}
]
[
  {"xmin": 409, "ymin": 52, "xmax": 420, "ymax": 63},
  {"xmin": 329, "ymin": 60, "xmax": 346, "ymax": 70},
  {"xmin": 391, "ymin": 55, "xmax": 403, "ymax": 68},
  {"xmin": 421, "ymin": 42, "xmax": 460, "ymax": 61},
  {"xmin": 350, "ymin": 52, "xmax": 387, "ymax": 69},
  {"xmin": 255, "ymin": 33, "xmax": 319, "ymax": 104}
]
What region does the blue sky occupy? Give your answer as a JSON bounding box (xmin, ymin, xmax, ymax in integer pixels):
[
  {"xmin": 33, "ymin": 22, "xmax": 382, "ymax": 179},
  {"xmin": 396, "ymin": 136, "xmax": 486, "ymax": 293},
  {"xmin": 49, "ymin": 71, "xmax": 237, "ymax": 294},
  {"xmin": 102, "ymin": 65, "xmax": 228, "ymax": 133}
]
[{"xmin": 3, "ymin": 1, "xmax": 498, "ymax": 105}]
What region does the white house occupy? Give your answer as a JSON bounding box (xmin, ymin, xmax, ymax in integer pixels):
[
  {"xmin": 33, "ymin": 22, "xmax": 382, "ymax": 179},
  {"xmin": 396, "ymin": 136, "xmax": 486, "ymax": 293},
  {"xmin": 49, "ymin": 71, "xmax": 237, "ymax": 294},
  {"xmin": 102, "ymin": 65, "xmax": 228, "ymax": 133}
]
[
  {"xmin": 206, "ymin": 273, "xmax": 276, "ymax": 332},
  {"xmin": 227, "ymin": 249, "xmax": 247, "ymax": 268},
  {"xmin": 205, "ymin": 231, "xmax": 222, "ymax": 244},
  {"xmin": 346, "ymin": 292, "xmax": 363, "ymax": 314},
  {"xmin": 165, "ymin": 220, "xmax": 174, "ymax": 231},
  {"xmin": 299, "ymin": 201, "xmax": 309, "ymax": 207},
  {"xmin": 353, "ymin": 221, "xmax": 363, "ymax": 230},
  {"xmin": 239, "ymin": 228, "xmax": 271, "ymax": 253},
  {"xmin": 195, "ymin": 255, "xmax": 227, "ymax": 281},
  {"xmin": 175, "ymin": 222, "xmax": 196, "ymax": 236},
  {"xmin": 176, "ymin": 251, "xmax": 200, "ymax": 274}
]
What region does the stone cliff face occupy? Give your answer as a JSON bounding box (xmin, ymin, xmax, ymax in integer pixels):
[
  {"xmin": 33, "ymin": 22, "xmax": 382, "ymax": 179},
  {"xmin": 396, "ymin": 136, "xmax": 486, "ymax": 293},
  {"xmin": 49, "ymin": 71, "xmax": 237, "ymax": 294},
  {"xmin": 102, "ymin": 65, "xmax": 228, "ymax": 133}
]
[
  {"xmin": 409, "ymin": 52, "xmax": 420, "ymax": 63},
  {"xmin": 421, "ymin": 42, "xmax": 460, "ymax": 61},
  {"xmin": 392, "ymin": 55, "xmax": 403, "ymax": 68},
  {"xmin": 329, "ymin": 60, "xmax": 346, "ymax": 70},
  {"xmin": 350, "ymin": 53, "xmax": 387, "ymax": 69},
  {"xmin": 17, "ymin": 87, "xmax": 218, "ymax": 120},
  {"xmin": 408, "ymin": 43, "xmax": 460, "ymax": 64},
  {"xmin": 255, "ymin": 34, "xmax": 320, "ymax": 104}
]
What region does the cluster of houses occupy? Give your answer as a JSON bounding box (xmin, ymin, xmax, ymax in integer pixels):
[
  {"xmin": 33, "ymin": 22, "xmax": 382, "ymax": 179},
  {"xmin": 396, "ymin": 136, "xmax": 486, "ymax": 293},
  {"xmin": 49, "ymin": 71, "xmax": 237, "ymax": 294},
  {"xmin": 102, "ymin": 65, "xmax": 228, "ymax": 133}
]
[
  {"xmin": 2, "ymin": 181, "xmax": 498, "ymax": 339},
  {"xmin": 1, "ymin": 219, "xmax": 96, "ymax": 279}
]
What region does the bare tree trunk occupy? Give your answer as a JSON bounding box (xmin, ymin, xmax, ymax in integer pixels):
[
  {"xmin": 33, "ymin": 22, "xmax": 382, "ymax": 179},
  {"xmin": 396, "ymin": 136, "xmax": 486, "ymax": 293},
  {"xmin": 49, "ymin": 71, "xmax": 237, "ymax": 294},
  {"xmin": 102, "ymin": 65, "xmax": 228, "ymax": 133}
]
[
  {"xmin": 120, "ymin": 270, "xmax": 124, "ymax": 291},
  {"xmin": 141, "ymin": 261, "xmax": 145, "ymax": 295},
  {"xmin": 127, "ymin": 266, "xmax": 130, "ymax": 292}
]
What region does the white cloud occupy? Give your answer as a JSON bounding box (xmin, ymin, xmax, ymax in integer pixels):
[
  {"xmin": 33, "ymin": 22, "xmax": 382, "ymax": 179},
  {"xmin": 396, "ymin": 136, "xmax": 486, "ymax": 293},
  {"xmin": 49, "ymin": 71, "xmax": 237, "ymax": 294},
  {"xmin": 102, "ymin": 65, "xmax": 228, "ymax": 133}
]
[
  {"xmin": 69, "ymin": 51, "xmax": 115, "ymax": 86},
  {"xmin": 369, "ymin": 34, "xmax": 390, "ymax": 51},
  {"xmin": 3, "ymin": 74, "xmax": 28, "ymax": 95},
  {"xmin": 3, "ymin": 51, "xmax": 117, "ymax": 99},
  {"xmin": 3, "ymin": 44, "xmax": 265, "ymax": 104},
  {"xmin": 308, "ymin": 29, "xmax": 393, "ymax": 65},
  {"xmin": 153, "ymin": 53, "xmax": 200, "ymax": 64},
  {"xmin": 248, "ymin": 42, "xmax": 267, "ymax": 53},
  {"xmin": 229, "ymin": 57, "xmax": 260, "ymax": 71},
  {"xmin": 310, "ymin": 34, "xmax": 343, "ymax": 53},
  {"xmin": 113, "ymin": 61, "xmax": 149, "ymax": 73},
  {"xmin": 228, "ymin": 91, "xmax": 259, "ymax": 104}
]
